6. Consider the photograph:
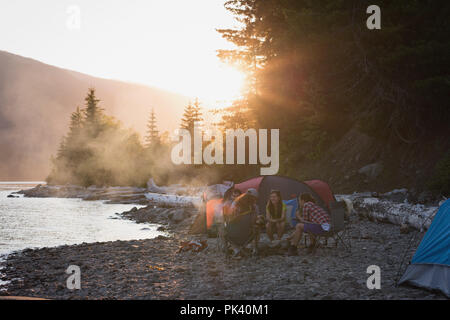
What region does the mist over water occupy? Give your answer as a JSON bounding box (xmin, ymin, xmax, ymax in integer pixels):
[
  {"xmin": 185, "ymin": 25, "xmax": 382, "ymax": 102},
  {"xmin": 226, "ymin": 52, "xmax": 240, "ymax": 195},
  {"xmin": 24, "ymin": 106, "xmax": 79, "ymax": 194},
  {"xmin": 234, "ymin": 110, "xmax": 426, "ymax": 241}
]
[{"xmin": 0, "ymin": 183, "xmax": 163, "ymax": 256}]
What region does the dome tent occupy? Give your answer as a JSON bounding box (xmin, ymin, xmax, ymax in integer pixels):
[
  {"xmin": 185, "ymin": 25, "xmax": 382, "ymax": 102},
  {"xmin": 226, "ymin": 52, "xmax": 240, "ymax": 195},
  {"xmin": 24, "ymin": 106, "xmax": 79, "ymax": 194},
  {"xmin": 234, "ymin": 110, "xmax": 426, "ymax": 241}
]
[
  {"xmin": 234, "ymin": 175, "xmax": 334, "ymax": 215},
  {"xmin": 189, "ymin": 175, "xmax": 335, "ymax": 235},
  {"xmin": 398, "ymin": 199, "xmax": 450, "ymax": 297}
]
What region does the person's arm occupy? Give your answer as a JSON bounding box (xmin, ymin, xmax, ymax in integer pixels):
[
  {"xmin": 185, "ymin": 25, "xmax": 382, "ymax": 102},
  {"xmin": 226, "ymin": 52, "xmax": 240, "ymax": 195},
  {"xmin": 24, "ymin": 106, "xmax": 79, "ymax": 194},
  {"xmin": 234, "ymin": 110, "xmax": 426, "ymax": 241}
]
[
  {"xmin": 295, "ymin": 209, "xmax": 301, "ymax": 222},
  {"xmin": 279, "ymin": 205, "xmax": 286, "ymax": 222},
  {"xmin": 266, "ymin": 205, "xmax": 275, "ymax": 223},
  {"xmin": 301, "ymin": 203, "xmax": 309, "ymax": 222}
]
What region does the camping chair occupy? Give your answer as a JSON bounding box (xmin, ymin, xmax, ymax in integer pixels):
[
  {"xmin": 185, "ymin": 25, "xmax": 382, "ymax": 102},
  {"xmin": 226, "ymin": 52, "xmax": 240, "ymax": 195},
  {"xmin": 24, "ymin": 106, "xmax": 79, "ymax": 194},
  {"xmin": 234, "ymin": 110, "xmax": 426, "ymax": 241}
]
[
  {"xmin": 220, "ymin": 210, "xmax": 257, "ymax": 257},
  {"xmin": 309, "ymin": 201, "xmax": 351, "ymax": 252}
]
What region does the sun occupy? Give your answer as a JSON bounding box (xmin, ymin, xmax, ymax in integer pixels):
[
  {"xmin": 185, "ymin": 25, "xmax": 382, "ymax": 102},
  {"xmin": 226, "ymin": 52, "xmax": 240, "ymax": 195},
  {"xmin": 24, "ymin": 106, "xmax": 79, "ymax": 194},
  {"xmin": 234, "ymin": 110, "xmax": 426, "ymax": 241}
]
[
  {"xmin": 200, "ymin": 64, "xmax": 247, "ymax": 103},
  {"xmin": 172, "ymin": 63, "xmax": 247, "ymax": 105}
]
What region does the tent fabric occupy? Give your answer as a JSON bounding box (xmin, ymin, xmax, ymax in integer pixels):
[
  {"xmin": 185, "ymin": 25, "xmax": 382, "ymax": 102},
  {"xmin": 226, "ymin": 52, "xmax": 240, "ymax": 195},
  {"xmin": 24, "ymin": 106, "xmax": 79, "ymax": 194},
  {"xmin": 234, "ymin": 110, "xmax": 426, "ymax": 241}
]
[
  {"xmin": 304, "ymin": 180, "xmax": 335, "ymax": 209},
  {"xmin": 284, "ymin": 198, "xmax": 299, "ymax": 227},
  {"xmin": 206, "ymin": 198, "xmax": 223, "ymax": 229},
  {"xmin": 235, "ymin": 176, "xmax": 331, "ymax": 215},
  {"xmin": 399, "ymin": 264, "xmax": 449, "ymax": 298},
  {"xmin": 234, "ymin": 176, "xmax": 264, "ymax": 194},
  {"xmin": 399, "ymin": 199, "xmax": 450, "ymax": 297},
  {"xmin": 411, "ymin": 199, "xmax": 450, "ymax": 265}
]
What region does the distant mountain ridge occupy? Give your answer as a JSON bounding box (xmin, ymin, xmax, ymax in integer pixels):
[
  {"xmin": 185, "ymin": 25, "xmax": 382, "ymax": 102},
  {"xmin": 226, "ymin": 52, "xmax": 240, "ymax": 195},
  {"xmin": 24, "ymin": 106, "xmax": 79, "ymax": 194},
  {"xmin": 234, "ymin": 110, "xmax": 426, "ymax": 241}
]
[{"xmin": 0, "ymin": 50, "xmax": 189, "ymax": 180}]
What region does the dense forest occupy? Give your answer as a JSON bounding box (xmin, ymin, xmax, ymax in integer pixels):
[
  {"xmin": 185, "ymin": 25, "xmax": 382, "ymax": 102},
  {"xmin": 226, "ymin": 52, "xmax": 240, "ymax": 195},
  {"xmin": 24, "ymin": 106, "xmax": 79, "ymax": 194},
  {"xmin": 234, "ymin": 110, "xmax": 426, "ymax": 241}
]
[{"xmin": 49, "ymin": 1, "xmax": 450, "ymax": 196}]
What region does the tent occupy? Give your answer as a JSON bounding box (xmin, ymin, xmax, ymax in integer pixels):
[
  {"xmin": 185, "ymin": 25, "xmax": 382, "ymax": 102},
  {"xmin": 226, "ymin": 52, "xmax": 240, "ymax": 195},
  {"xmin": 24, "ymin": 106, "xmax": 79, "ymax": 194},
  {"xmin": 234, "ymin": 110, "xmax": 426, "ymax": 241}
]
[
  {"xmin": 398, "ymin": 199, "xmax": 450, "ymax": 297},
  {"xmin": 190, "ymin": 175, "xmax": 335, "ymax": 234},
  {"xmin": 234, "ymin": 175, "xmax": 334, "ymax": 215}
]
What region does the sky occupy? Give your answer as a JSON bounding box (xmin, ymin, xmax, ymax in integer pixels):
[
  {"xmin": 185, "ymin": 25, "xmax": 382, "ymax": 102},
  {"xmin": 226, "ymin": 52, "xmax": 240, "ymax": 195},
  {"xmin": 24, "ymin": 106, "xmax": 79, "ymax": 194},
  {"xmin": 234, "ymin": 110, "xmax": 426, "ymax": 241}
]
[{"xmin": 0, "ymin": 0, "xmax": 245, "ymax": 104}]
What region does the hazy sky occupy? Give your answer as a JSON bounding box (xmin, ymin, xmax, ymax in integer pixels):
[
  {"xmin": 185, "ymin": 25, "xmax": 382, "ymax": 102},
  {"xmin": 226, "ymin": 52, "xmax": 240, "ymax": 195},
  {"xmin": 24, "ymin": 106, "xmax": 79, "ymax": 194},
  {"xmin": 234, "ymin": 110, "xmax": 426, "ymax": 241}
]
[{"xmin": 0, "ymin": 0, "xmax": 244, "ymax": 102}]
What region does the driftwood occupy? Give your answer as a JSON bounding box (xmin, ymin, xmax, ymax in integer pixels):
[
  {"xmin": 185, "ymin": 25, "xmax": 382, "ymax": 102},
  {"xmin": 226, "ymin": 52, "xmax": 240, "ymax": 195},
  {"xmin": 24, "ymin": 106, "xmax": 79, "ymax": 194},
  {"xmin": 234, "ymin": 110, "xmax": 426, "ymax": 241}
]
[
  {"xmin": 144, "ymin": 192, "xmax": 202, "ymax": 208},
  {"xmin": 337, "ymin": 192, "xmax": 438, "ymax": 231}
]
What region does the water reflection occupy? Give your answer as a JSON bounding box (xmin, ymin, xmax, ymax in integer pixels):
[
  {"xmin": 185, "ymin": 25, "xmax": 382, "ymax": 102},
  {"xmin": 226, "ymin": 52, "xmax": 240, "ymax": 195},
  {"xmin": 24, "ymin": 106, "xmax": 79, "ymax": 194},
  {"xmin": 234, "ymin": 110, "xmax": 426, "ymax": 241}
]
[{"xmin": 0, "ymin": 183, "xmax": 163, "ymax": 256}]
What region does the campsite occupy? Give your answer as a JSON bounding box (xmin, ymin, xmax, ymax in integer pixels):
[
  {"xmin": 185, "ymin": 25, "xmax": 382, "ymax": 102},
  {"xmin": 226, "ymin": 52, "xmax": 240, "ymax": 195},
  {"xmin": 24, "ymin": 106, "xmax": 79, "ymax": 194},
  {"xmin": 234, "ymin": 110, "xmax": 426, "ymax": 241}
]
[
  {"xmin": 1, "ymin": 177, "xmax": 448, "ymax": 300},
  {"xmin": 0, "ymin": 1, "xmax": 449, "ymax": 305}
]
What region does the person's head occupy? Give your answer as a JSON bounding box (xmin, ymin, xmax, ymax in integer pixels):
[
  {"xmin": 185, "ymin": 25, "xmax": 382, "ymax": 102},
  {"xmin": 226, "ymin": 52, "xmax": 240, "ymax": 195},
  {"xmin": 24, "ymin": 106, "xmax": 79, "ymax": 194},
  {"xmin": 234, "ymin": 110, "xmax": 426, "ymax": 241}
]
[
  {"xmin": 232, "ymin": 189, "xmax": 242, "ymax": 200},
  {"xmin": 298, "ymin": 193, "xmax": 315, "ymax": 207},
  {"xmin": 246, "ymin": 188, "xmax": 258, "ymax": 199},
  {"xmin": 269, "ymin": 190, "xmax": 282, "ymax": 204}
]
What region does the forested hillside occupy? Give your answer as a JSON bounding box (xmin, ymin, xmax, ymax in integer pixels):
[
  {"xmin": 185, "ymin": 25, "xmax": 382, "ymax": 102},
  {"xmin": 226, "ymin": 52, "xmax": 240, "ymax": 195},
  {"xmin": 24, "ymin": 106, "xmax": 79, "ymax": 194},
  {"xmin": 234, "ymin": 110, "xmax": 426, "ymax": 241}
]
[{"xmin": 216, "ymin": 0, "xmax": 450, "ymax": 195}]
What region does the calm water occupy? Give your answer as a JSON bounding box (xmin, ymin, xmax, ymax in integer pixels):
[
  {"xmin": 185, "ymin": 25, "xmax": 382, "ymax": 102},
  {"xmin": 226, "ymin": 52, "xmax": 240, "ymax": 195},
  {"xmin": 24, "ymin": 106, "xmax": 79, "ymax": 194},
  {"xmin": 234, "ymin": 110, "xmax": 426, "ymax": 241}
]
[{"xmin": 0, "ymin": 182, "xmax": 163, "ymax": 256}]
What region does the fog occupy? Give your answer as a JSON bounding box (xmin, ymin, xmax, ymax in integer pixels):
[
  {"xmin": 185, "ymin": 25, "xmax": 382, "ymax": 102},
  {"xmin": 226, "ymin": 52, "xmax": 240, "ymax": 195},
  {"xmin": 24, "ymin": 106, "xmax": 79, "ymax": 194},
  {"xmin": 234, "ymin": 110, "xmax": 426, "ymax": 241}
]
[{"xmin": 0, "ymin": 51, "xmax": 189, "ymax": 180}]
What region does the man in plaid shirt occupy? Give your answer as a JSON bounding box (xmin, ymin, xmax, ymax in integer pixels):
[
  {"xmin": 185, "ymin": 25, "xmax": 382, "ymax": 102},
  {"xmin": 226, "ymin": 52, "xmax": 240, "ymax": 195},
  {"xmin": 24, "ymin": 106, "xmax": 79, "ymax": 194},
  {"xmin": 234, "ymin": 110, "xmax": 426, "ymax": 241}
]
[{"xmin": 288, "ymin": 193, "xmax": 330, "ymax": 255}]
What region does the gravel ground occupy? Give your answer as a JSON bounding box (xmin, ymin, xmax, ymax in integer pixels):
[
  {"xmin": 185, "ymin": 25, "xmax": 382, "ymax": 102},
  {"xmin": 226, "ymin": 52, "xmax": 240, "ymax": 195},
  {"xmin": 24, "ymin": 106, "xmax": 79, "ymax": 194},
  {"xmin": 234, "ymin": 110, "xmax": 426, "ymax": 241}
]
[{"xmin": 0, "ymin": 205, "xmax": 447, "ymax": 300}]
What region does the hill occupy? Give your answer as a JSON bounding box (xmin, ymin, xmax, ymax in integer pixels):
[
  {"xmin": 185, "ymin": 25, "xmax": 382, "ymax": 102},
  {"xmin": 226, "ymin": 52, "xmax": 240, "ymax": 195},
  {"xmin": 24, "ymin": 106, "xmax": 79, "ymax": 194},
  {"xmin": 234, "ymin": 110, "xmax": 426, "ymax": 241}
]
[{"xmin": 0, "ymin": 51, "xmax": 189, "ymax": 180}]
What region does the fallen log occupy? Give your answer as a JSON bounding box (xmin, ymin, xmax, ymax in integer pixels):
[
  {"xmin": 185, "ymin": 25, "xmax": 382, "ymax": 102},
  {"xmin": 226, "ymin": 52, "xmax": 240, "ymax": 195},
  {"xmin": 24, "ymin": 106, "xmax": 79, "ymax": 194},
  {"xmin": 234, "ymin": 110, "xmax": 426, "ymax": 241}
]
[{"xmin": 144, "ymin": 192, "xmax": 202, "ymax": 208}]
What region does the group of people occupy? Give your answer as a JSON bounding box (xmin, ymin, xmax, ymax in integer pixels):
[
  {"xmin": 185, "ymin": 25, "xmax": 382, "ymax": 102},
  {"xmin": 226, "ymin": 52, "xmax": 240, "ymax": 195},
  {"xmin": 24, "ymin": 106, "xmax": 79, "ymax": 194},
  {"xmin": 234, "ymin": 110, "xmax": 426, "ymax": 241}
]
[{"xmin": 222, "ymin": 187, "xmax": 331, "ymax": 256}]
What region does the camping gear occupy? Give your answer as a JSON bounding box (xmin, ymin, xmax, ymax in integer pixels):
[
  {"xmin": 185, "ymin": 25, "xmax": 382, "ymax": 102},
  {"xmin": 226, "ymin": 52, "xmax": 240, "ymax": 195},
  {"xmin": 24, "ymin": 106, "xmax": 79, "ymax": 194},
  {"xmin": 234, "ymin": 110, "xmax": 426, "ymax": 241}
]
[
  {"xmin": 190, "ymin": 175, "xmax": 335, "ymax": 234},
  {"xmin": 283, "ymin": 198, "xmax": 299, "ymax": 227},
  {"xmin": 312, "ymin": 200, "xmax": 351, "ymax": 251},
  {"xmin": 234, "ymin": 175, "xmax": 334, "ymax": 214},
  {"xmin": 219, "ymin": 210, "xmax": 258, "ymax": 257},
  {"xmin": 178, "ymin": 240, "xmax": 208, "ymax": 253},
  {"xmin": 398, "ymin": 199, "xmax": 450, "ymax": 297}
]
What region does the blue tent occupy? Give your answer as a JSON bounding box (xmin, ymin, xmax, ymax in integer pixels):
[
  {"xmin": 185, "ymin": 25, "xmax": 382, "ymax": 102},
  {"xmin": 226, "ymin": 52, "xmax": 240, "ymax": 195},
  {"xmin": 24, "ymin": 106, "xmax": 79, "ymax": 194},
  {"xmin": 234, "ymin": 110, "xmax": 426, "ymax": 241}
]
[{"xmin": 399, "ymin": 199, "xmax": 450, "ymax": 297}]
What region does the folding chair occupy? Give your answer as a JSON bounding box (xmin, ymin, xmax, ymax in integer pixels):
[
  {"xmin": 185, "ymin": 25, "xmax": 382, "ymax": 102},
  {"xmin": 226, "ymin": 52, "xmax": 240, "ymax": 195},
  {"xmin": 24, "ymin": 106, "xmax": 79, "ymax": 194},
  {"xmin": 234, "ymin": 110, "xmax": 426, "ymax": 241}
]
[
  {"xmin": 305, "ymin": 201, "xmax": 351, "ymax": 252},
  {"xmin": 320, "ymin": 201, "xmax": 351, "ymax": 251},
  {"xmin": 220, "ymin": 211, "xmax": 257, "ymax": 257}
]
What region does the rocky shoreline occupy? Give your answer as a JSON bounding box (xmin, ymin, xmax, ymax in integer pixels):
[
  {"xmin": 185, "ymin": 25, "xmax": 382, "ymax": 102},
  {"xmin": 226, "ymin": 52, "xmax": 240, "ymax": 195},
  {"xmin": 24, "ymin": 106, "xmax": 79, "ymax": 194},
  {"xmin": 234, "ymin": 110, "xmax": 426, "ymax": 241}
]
[{"xmin": 0, "ymin": 197, "xmax": 447, "ymax": 299}]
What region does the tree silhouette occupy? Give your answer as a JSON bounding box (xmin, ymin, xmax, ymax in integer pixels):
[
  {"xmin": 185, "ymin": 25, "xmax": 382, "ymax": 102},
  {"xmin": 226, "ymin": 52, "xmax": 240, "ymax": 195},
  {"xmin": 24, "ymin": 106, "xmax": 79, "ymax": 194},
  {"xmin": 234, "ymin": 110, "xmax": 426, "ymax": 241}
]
[
  {"xmin": 180, "ymin": 97, "xmax": 203, "ymax": 135},
  {"xmin": 145, "ymin": 108, "xmax": 160, "ymax": 148},
  {"xmin": 83, "ymin": 88, "xmax": 104, "ymax": 137}
]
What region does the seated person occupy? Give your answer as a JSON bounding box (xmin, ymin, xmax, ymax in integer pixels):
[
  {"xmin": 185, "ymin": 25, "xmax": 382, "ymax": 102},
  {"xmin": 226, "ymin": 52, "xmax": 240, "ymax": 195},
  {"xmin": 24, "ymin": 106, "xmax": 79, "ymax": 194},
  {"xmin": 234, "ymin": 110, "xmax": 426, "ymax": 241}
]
[
  {"xmin": 288, "ymin": 193, "xmax": 330, "ymax": 255},
  {"xmin": 265, "ymin": 190, "xmax": 286, "ymax": 242},
  {"xmin": 226, "ymin": 188, "xmax": 262, "ymax": 256},
  {"xmin": 222, "ymin": 187, "xmax": 242, "ymax": 222}
]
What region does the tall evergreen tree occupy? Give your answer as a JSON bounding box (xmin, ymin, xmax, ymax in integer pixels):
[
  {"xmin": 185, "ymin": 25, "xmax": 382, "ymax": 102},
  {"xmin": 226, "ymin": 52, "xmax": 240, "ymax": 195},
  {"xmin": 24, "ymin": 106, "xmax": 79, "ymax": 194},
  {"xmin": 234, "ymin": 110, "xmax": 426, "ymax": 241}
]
[
  {"xmin": 83, "ymin": 88, "xmax": 104, "ymax": 136},
  {"xmin": 145, "ymin": 108, "xmax": 159, "ymax": 147},
  {"xmin": 180, "ymin": 98, "xmax": 203, "ymax": 134},
  {"xmin": 68, "ymin": 107, "xmax": 83, "ymax": 138}
]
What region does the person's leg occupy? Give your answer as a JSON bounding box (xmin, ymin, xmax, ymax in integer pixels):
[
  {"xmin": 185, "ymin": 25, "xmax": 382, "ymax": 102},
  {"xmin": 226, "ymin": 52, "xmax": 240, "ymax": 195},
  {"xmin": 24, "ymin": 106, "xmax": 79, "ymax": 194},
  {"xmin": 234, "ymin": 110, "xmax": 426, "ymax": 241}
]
[
  {"xmin": 266, "ymin": 222, "xmax": 274, "ymax": 241},
  {"xmin": 309, "ymin": 235, "xmax": 316, "ymax": 248},
  {"xmin": 277, "ymin": 221, "xmax": 285, "ymax": 239},
  {"xmin": 252, "ymin": 227, "xmax": 260, "ymax": 255},
  {"xmin": 290, "ymin": 223, "xmax": 304, "ymax": 247}
]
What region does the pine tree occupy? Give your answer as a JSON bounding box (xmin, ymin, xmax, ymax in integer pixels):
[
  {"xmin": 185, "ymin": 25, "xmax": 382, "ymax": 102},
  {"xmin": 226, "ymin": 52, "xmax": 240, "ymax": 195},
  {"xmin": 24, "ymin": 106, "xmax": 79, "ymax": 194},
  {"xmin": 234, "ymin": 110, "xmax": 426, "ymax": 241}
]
[
  {"xmin": 180, "ymin": 98, "xmax": 203, "ymax": 134},
  {"xmin": 68, "ymin": 107, "xmax": 83, "ymax": 138},
  {"xmin": 83, "ymin": 88, "xmax": 104, "ymax": 136},
  {"xmin": 145, "ymin": 108, "xmax": 159, "ymax": 147}
]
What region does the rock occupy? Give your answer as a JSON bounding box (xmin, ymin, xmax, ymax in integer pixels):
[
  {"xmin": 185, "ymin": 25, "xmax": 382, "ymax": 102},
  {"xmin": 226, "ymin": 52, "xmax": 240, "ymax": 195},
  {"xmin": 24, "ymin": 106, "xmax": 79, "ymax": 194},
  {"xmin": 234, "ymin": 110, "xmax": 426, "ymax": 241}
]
[
  {"xmin": 7, "ymin": 194, "xmax": 18, "ymax": 198},
  {"xmin": 400, "ymin": 223, "xmax": 409, "ymax": 234},
  {"xmin": 418, "ymin": 191, "xmax": 433, "ymax": 204},
  {"xmin": 358, "ymin": 162, "xmax": 383, "ymax": 180},
  {"xmin": 170, "ymin": 209, "xmax": 187, "ymax": 223}
]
